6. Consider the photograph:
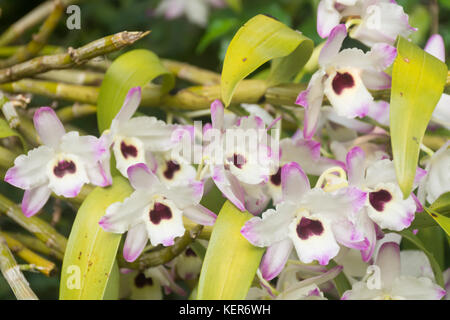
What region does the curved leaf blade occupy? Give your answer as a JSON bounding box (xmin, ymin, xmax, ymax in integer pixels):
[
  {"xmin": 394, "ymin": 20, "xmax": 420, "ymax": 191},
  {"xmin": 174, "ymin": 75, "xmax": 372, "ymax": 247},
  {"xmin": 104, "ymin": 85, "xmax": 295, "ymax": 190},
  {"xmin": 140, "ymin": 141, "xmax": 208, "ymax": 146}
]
[
  {"xmin": 390, "ymin": 37, "xmax": 448, "ymax": 198},
  {"xmin": 197, "ymin": 201, "xmax": 264, "ymax": 300},
  {"xmin": 59, "ymin": 176, "xmax": 133, "ymax": 300},
  {"xmin": 221, "ymin": 14, "xmax": 313, "ymax": 106},
  {"xmin": 0, "ymin": 118, "xmax": 27, "ymax": 151},
  {"xmin": 97, "ymin": 49, "xmax": 175, "ymax": 132}
]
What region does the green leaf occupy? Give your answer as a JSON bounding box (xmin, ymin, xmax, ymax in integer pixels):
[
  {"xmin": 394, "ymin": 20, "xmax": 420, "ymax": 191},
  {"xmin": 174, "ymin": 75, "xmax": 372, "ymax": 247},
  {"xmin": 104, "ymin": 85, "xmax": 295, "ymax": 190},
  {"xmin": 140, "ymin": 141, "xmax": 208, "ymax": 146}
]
[
  {"xmin": 103, "ymin": 261, "xmax": 120, "ymax": 300},
  {"xmin": 430, "ymin": 191, "xmax": 450, "ymax": 215},
  {"xmin": 197, "ymin": 201, "xmax": 264, "ymax": 299},
  {"xmin": 0, "ymin": 118, "xmax": 27, "ymax": 151},
  {"xmin": 220, "ymin": 14, "xmax": 313, "ymax": 106},
  {"xmin": 196, "ymin": 18, "xmax": 238, "ymax": 54},
  {"xmin": 390, "ymin": 36, "xmax": 448, "ymax": 198},
  {"xmin": 424, "ymin": 207, "xmax": 450, "ymax": 237},
  {"xmin": 398, "ymin": 230, "xmax": 444, "ymax": 287},
  {"xmin": 59, "ymin": 176, "xmax": 133, "ymax": 300},
  {"xmin": 97, "ymin": 49, "xmax": 175, "ymax": 133}
]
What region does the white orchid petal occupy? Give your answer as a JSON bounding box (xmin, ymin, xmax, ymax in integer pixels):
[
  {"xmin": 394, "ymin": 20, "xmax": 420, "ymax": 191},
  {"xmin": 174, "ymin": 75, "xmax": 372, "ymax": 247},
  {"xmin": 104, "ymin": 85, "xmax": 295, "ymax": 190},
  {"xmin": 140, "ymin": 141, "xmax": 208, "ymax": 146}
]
[
  {"xmin": 114, "ymin": 87, "xmax": 142, "ymax": 124},
  {"xmin": 33, "ymin": 107, "xmax": 66, "ymax": 148},
  {"xmin": 127, "ymin": 163, "xmax": 160, "ymax": 191},
  {"xmin": 241, "ymin": 202, "xmax": 297, "ymax": 247},
  {"xmin": 123, "ymin": 223, "xmax": 149, "ymax": 262},
  {"xmin": 99, "ymin": 190, "xmax": 150, "ymax": 233},
  {"xmin": 390, "ymin": 276, "xmax": 446, "ymax": 300},
  {"xmin": 5, "ymin": 146, "xmax": 53, "ymax": 189},
  {"xmin": 296, "ymin": 70, "xmax": 326, "ymax": 139},
  {"xmin": 211, "ymin": 165, "xmax": 246, "ymax": 211},
  {"xmin": 281, "ymin": 162, "xmax": 310, "ymax": 203},
  {"xmin": 183, "ymin": 204, "xmax": 217, "ymax": 226},
  {"xmin": 424, "ymin": 34, "xmax": 445, "ymax": 62},
  {"xmin": 376, "ymin": 241, "xmax": 401, "ymax": 289},
  {"xmin": 318, "ymin": 24, "xmax": 347, "ymax": 65},
  {"xmin": 21, "ymin": 185, "xmax": 52, "ymax": 217},
  {"xmin": 260, "ymin": 238, "xmax": 293, "ymax": 281}
]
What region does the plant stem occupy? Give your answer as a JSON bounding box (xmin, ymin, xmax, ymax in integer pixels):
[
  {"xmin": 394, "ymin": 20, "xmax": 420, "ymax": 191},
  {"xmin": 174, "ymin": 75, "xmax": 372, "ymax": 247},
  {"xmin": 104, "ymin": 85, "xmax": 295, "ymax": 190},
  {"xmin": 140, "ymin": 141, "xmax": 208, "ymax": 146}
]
[
  {"xmin": 0, "ymin": 0, "xmax": 80, "ymax": 47},
  {"xmin": 0, "ymin": 30, "xmax": 150, "ymax": 83},
  {"xmin": 161, "ymin": 59, "xmax": 221, "ymax": 85},
  {"xmin": 56, "ymin": 103, "xmax": 97, "ymax": 122},
  {"xmin": 36, "ymin": 69, "xmax": 104, "ymax": 85},
  {"xmin": 0, "ymin": 194, "xmax": 67, "ymax": 255},
  {"xmin": 0, "ymin": 231, "xmax": 56, "ymax": 276},
  {"xmin": 0, "ymin": 1, "xmax": 64, "ymax": 68},
  {"xmin": 119, "ymin": 225, "xmax": 204, "ymax": 269},
  {"xmin": 0, "ymin": 235, "xmax": 38, "ymax": 300},
  {"xmin": 2, "ymin": 232, "xmax": 64, "ymax": 261}
]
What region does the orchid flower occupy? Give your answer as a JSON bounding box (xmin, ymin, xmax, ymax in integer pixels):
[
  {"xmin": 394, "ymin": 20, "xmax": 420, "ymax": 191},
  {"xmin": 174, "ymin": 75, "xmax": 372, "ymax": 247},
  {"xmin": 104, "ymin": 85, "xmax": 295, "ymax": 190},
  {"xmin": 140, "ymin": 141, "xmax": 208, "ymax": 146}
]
[
  {"xmin": 204, "ymin": 100, "xmax": 278, "ymax": 214},
  {"xmin": 171, "ymin": 246, "xmax": 203, "ymax": 280},
  {"xmin": 317, "ymin": 0, "xmax": 415, "ymax": 47},
  {"xmin": 154, "ymin": 0, "xmax": 225, "ymax": 27},
  {"xmin": 247, "ymin": 264, "xmax": 343, "ymax": 300},
  {"xmin": 241, "ymin": 162, "xmax": 367, "ymax": 280},
  {"xmin": 346, "ymin": 146, "xmax": 425, "ymax": 231},
  {"xmin": 99, "ymin": 163, "xmax": 216, "ymax": 262},
  {"xmin": 296, "ymin": 24, "xmax": 396, "ymax": 139},
  {"xmin": 342, "ymin": 242, "xmax": 446, "ymax": 300},
  {"xmin": 4, "ymin": 107, "xmax": 111, "ymax": 217},
  {"xmin": 424, "ymin": 34, "xmax": 450, "ymax": 130},
  {"xmin": 101, "ymin": 87, "xmax": 179, "ymax": 178},
  {"xmin": 266, "ymin": 132, "xmax": 345, "ymax": 204},
  {"xmin": 120, "ymin": 266, "xmax": 186, "ymax": 300},
  {"xmin": 417, "ymin": 141, "xmax": 450, "ymax": 205}
]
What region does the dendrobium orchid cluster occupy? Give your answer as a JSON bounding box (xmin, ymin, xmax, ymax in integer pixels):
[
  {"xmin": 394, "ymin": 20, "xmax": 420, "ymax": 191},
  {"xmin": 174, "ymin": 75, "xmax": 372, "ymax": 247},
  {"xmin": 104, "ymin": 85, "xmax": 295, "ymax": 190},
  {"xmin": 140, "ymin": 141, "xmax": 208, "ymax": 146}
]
[{"xmin": 2, "ymin": 0, "xmax": 448, "ymax": 301}]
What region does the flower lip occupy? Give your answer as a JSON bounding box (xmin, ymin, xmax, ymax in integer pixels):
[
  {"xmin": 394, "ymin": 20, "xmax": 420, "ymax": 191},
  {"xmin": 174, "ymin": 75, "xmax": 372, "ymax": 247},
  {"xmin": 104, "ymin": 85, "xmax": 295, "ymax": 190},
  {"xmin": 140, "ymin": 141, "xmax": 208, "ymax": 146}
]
[
  {"xmin": 332, "ymin": 71, "xmax": 355, "ymax": 95},
  {"xmin": 53, "ymin": 159, "xmax": 76, "ymax": 178},
  {"xmin": 163, "ymin": 160, "xmax": 181, "ymax": 179},
  {"xmin": 296, "ymin": 217, "xmax": 324, "ymax": 240},
  {"xmin": 149, "ymin": 202, "xmax": 173, "ymax": 225},
  {"xmin": 185, "ymin": 248, "xmax": 196, "ymax": 257},
  {"xmin": 134, "ymin": 272, "xmax": 153, "ymax": 288},
  {"xmin": 369, "ymin": 189, "xmax": 392, "ymax": 212},
  {"xmin": 270, "ymin": 167, "xmax": 281, "ymax": 186},
  {"xmin": 120, "ymin": 140, "xmax": 138, "ymax": 159},
  {"xmin": 227, "ymin": 153, "xmax": 246, "ymax": 169}
]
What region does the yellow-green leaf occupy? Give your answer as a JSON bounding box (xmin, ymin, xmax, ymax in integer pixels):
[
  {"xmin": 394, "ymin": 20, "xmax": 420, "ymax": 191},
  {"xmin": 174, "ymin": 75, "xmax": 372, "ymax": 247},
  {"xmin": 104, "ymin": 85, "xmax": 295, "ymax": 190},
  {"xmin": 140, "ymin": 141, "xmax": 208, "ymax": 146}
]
[
  {"xmin": 97, "ymin": 49, "xmax": 174, "ymax": 133},
  {"xmin": 0, "ymin": 118, "xmax": 27, "ymax": 151},
  {"xmin": 197, "ymin": 201, "xmax": 264, "ymax": 299},
  {"xmin": 424, "ymin": 207, "xmax": 450, "ymax": 237},
  {"xmin": 390, "ymin": 36, "xmax": 448, "ymax": 198},
  {"xmin": 59, "ymin": 176, "xmax": 133, "ymax": 300},
  {"xmin": 221, "ymin": 14, "xmax": 313, "ymax": 106},
  {"xmin": 430, "ymin": 191, "xmax": 450, "ymax": 215}
]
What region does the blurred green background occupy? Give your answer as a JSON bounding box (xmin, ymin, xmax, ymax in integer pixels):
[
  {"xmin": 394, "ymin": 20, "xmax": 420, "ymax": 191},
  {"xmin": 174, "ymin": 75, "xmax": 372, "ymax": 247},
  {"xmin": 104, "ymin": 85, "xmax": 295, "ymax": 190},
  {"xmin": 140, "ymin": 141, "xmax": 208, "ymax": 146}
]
[{"xmin": 0, "ymin": 0, "xmax": 448, "ymax": 299}]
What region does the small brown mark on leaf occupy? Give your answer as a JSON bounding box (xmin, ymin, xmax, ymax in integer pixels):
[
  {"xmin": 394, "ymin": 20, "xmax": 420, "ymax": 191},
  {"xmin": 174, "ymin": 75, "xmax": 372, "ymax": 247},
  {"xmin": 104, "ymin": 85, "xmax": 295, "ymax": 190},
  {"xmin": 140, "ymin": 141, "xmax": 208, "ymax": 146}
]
[
  {"xmin": 242, "ymin": 57, "xmax": 247, "ymax": 62},
  {"xmin": 403, "ymin": 57, "xmax": 410, "ymax": 63}
]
